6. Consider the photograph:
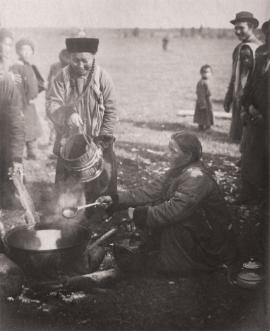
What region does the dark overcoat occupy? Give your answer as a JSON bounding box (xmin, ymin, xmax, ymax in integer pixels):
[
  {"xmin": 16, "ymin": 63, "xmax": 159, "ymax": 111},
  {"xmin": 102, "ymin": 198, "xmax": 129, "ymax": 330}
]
[
  {"xmin": 224, "ymin": 36, "xmax": 261, "ymax": 142},
  {"xmin": 10, "ymin": 62, "xmax": 42, "ymax": 142},
  {"xmin": 241, "ymin": 44, "xmax": 269, "ymax": 193},
  {"xmin": 118, "ymin": 162, "xmax": 237, "ymax": 273}
]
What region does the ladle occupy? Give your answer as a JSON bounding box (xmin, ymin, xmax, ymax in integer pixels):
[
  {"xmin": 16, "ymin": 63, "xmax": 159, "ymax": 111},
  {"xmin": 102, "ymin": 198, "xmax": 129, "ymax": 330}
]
[{"xmin": 62, "ymin": 202, "xmax": 101, "ymax": 219}]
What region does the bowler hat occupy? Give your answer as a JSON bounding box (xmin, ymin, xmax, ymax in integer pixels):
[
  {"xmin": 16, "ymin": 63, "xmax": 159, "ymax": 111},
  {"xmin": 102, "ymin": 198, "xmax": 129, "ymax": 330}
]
[
  {"xmin": 261, "ymin": 19, "xmax": 270, "ymax": 35},
  {"xmin": 66, "ymin": 38, "xmax": 99, "ymax": 54},
  {"xmin": 230, "ymin": 11, "xmax": 259, "ymax": 28}
]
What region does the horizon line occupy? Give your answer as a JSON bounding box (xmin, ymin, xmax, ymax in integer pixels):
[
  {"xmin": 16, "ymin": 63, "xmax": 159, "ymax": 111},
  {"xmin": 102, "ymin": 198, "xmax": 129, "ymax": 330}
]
[{"xmin": 7, "ymin": 26, "xmax": 241, "ymax": 30}]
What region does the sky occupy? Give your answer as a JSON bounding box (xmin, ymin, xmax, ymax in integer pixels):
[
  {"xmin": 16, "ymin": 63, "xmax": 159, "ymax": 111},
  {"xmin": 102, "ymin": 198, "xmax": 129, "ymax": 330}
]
[{"xmin": 0, "ymin": 0, "xmax": 269, "ymax": 29}]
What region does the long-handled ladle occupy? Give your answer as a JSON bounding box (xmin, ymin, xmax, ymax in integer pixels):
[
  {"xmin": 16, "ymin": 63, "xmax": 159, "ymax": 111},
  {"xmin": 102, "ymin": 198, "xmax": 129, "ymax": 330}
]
[{"xmin": 62, "ymin": 201, "xmax": 101, "ymax": 219}]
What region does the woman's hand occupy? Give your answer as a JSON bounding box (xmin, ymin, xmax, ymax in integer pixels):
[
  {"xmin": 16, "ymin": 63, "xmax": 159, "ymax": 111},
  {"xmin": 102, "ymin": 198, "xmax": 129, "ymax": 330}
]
[
  {"xmin": 67, "ymin": 113, "xmax": 83, "ymax": 129},
  {"xmin": 96, "ymin": 195, "xmax": 113, "ymax": 208}
]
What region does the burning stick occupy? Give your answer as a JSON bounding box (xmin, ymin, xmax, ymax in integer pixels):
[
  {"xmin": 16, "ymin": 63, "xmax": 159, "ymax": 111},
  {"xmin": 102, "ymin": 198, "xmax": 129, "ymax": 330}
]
[{"xmin": 64, "ymin": 268, "xmax": 120, "ymax": 292}]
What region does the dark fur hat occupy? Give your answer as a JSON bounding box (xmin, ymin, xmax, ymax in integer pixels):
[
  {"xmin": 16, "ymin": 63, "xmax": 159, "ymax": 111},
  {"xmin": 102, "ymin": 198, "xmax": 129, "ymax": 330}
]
[{"xmin": 65, "ymin": 38, "xmax": 99, "ymax": 54}]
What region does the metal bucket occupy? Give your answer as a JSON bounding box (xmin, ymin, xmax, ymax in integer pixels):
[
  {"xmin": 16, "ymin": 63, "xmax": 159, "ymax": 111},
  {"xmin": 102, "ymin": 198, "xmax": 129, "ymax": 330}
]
[{"xmin": 60, "ymin": 134, "xmax": 104, "ymax": 182}]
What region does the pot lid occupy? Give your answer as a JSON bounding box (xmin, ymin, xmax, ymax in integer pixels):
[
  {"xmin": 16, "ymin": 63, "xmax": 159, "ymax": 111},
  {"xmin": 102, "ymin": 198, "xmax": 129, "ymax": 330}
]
[{"xmin": 243, "ymin": 259, "xmax": 262, "ymax": 270}]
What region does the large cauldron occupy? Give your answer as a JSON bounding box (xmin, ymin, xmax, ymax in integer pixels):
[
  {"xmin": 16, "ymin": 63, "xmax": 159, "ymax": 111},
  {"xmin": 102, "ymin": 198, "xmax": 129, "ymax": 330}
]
[{"xmin": 4, "ymin": 222, "xmax": 91, "ymax": 280}]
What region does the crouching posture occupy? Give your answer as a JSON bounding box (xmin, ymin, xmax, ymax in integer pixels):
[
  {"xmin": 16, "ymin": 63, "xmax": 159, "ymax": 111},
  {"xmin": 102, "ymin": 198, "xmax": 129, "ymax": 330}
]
[{"xmin": 99, "ymin": 132, "xmax": 237, "ymax": 274}]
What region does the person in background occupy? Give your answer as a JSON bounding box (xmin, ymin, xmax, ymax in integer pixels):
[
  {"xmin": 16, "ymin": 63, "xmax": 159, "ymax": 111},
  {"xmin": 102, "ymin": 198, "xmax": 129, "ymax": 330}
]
[
  {"xmin": 46, "ymin": 37, "xmax": 118, "ymax": 218},
  {"xmin": 162, "ymin": 35, "xmax": 169, "ymax": 51},
  {"xmin": 46, "ymin": 49, "xmax": 71, "ymax": 145},
  {"xmin": 237, "ymin": 44, "xmax": 258, "ymax": 173},
  {"xmin": 47, "ymin": 48, "xmax": 70, "ymax": 93},
  {"xmin": 0, "ymin": 31, "xmax": 25, "ymax": 207},
  {"xmin": 98, "ymin": 132, "xmax": 237, "ymax": 274},
  {"xmin": 0, "ymin": 28, "xmax": 13, "ymax": 72},
  {"xmin": 193, "ymin": 64, "xmax": 214, "ymax": 131},
  {"xmin": 10, "ymin": 39, "xmax": 45, "ymax": 160},
  {"xmin": 239, "ymin": 19, "xmax": 270, "ymax": 204},
  {"xmin": 224, "ymin": 11, "xmax": 261, "ymax": 143}
]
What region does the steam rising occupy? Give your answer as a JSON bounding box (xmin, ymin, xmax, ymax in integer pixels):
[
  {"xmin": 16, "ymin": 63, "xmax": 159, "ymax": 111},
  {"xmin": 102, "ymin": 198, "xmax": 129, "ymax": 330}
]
[{"xmin": 42, "ymin": 176, "xmax": 86, "ymax": 224}]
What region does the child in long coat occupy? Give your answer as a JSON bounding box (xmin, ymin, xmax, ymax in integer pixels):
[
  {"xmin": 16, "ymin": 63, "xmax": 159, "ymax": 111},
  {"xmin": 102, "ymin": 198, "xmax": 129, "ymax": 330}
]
[
  {"xmin": 11, "ymin": 39, "xmax": 45, "ymax": 159},
  {"xmin": 193, "ymin": 65, "xmax": 214, "ymax": 131}
]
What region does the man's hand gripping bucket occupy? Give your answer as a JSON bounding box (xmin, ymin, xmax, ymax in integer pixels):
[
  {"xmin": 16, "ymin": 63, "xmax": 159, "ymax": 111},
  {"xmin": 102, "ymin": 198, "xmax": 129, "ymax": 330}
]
[{"xmin": 59, "ymin": 130, "xmax": 104, "ymax": 183}]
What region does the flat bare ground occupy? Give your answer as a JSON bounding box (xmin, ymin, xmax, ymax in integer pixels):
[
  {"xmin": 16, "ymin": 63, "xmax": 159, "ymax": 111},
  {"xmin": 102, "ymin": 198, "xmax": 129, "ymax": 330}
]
[{"xmin": 0, "ymin": 31, "xmax": 267, "ymax": 330}]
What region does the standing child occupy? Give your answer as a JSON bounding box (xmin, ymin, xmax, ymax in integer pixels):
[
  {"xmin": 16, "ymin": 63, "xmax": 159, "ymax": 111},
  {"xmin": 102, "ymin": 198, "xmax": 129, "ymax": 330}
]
[
  {"xmin": 193, "ymin": 64, "xmax": 214, "ymax": 131},
  {"xmin": 11, "ymin": 39, "xmax": 45, "ymax": 159}
]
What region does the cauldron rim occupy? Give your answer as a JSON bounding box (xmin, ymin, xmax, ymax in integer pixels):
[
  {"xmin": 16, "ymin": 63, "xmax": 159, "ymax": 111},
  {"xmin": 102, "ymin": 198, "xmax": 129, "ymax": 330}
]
[{"xmin": 4, "ymin": 223, "xmax": 91, "ymax": 253}]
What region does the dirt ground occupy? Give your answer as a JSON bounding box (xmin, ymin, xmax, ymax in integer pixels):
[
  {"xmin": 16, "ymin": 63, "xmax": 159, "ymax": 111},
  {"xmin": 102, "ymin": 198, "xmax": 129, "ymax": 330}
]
[{"xmin": 0, "ymin": 119, "xmax": 268, "ymax": 331}]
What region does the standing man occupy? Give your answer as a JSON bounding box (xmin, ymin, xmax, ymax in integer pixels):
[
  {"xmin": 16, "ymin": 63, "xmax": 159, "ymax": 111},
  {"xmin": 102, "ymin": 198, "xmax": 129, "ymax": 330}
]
[
  {"xmin": 240, "ymin": 19, "xmax": 270, "ymax": 203},
  {"xmin": 0, "ymin": 30, "xmax": 25, "ymax": 208},
  {"xmin": 224, "ymin": 11, "xmax": 261, "ymax": 143},
  {"xmin": 46, "ymin": 37, "xmax": 118, "ymax": 215}
]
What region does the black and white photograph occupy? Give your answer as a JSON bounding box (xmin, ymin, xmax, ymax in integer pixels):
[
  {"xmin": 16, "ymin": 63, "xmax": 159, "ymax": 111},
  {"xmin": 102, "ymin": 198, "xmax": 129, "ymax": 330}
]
[{"xmin": 0, "ymin": 0, "xmax": 269, "ymax": 330}]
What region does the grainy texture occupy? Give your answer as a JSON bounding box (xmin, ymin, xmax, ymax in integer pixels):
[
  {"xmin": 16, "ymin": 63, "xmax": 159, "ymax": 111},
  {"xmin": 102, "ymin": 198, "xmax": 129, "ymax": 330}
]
[{"xmin": 0, "ymin": 30, "xmax": 266, "ymax": 330}]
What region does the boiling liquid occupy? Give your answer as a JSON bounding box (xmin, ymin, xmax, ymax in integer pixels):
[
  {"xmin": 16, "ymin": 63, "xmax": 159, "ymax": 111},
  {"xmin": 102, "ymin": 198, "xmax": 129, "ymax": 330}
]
[
  {"xmin": 35, "ymin": 230, "xmax": 62, "ymax": 250},
  {"xmin": 13, "ymin": 229, "xmax": 63, "ymax": 250}
]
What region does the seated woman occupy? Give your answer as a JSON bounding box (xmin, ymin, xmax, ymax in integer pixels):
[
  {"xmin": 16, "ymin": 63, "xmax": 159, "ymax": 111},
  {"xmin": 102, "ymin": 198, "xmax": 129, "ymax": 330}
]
[{"xmin": 99, "ymin": 132, "xmax": 237, "ymax": 274}]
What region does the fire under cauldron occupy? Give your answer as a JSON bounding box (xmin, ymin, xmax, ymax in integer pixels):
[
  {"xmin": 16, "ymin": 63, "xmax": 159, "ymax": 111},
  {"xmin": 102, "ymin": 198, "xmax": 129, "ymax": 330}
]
[{"xmin": 4, "ymin": 222, "xmax": 91, "ymax": 281}]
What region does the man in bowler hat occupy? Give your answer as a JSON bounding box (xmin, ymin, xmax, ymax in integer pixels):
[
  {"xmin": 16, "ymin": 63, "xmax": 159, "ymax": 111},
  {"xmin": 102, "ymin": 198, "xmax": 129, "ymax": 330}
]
[{"xmin": 224, "ymin": 11, "xmax": 261, "ymax": 143}]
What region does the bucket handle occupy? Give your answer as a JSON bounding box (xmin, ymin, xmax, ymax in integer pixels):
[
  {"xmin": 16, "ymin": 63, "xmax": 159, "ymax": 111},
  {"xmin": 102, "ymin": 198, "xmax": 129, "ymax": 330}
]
[{"xmin": 79, "ymin": 123, "xmax": 92, "ymax": 147}]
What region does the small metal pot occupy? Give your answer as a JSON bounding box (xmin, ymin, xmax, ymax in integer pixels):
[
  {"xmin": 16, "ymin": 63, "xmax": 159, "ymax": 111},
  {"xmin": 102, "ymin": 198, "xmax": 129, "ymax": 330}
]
[
  {"xmin": 4, "ymin": 222, "xmax": 91, "ymax": 281},
  {"xmin": 236, "ymin": 259, "xmax": 264, "ymax": 289}
]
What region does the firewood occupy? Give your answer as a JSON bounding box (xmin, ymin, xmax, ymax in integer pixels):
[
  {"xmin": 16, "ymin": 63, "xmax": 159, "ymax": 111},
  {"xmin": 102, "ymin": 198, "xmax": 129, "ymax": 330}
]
[{"xmin": 64, "ymin": 268, "xmax": 119, "ymax": 292}]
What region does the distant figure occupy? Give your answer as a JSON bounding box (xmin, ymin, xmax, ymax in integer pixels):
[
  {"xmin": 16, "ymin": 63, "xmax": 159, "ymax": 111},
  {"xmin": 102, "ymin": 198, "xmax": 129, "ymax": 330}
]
[
  {"xmin": 47, "ymin": 49, "xmax": 70, "ymax": 93},
  {"xmin": 11, "ymin": 39, "xmax": 45, "ymax": 160},
  {"xmin": 224, "ymin": 11, "xmax": 261, "ymax": 142},
  {"xmin": 162, "ymin": 36, "xmax": 169, "ymax": 51},
  {"xmin": 77, "ymin": 29, "xmax": 87, "ymax": 38},
  {"xmin": 193, "ymin": 64, "xmax": 214, "ymax": 131}
]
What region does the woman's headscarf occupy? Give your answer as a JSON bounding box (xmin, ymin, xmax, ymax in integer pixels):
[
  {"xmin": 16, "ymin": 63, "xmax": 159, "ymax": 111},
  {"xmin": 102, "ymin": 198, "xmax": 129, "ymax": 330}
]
[{"xmin": 171, "ymin": 131, "xmax": 202, "ymax": 162}]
